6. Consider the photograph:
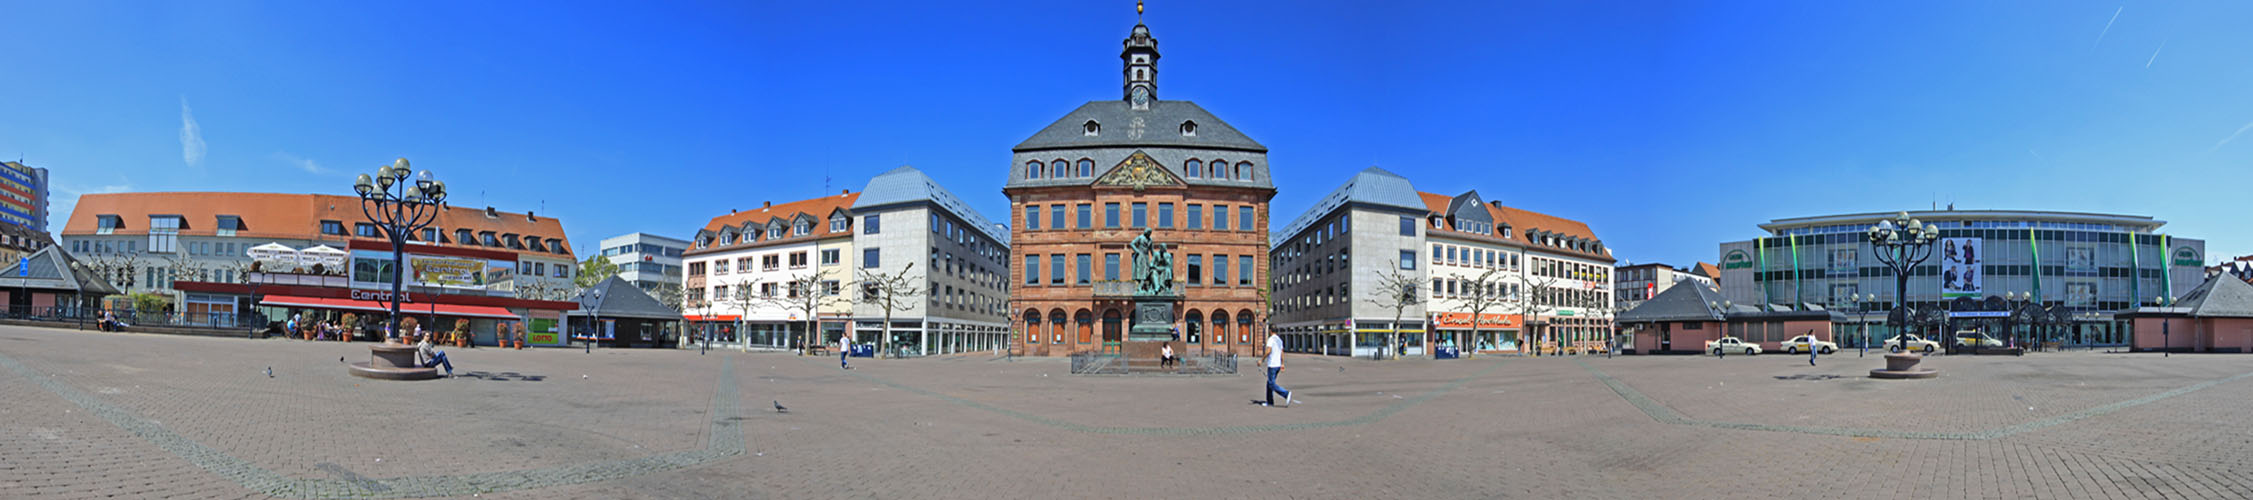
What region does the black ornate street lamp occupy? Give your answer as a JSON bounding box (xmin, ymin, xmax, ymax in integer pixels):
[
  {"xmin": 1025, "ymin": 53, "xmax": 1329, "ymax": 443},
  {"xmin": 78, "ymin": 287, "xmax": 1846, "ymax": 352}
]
[
  {"xmin": 2154, "ymin": 295, "xmax": 2174, "ymax": 357},
  {"xmin": 1867, "ymin": 212, "xmax": 1940, "ymax": 378},
  {"xmin": 353, "ymin": 158, "xmax": 446, "ymax": 343}
]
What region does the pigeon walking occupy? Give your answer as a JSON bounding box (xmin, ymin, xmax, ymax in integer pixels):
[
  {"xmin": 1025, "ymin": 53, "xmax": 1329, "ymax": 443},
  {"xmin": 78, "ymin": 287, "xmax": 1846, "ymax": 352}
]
[
  {"xmin": 773, "ymin": 400, "xmax": 788, "ymax": 413},
  {"xmin": 266, "ymin": 367, "xmax": 274, "ymax": 378}
]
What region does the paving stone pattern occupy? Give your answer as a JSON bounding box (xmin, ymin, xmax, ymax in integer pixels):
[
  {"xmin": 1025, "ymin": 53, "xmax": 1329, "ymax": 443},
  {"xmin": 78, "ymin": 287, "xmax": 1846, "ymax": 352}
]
[{"xmin": 2, "ymin": 326, "xmax": 2250, "ymax": 499}]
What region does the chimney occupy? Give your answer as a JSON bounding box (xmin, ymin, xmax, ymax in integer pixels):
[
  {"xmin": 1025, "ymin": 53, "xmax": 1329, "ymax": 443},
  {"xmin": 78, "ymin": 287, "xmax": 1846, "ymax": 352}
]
[
  {"xmin": 526, "ymin": 211, "xmax": 537, "ymax": 222},
  {"xmin": 485, "ymin": 206, "xmax": 498, "ymax": 218},
  {"xmin": 841, "ymin": 189, "xmax": 850, "ymax": 195},
  {"xmin": 763, "ymin": 201, "xmax": 772, "ymax": 210}
]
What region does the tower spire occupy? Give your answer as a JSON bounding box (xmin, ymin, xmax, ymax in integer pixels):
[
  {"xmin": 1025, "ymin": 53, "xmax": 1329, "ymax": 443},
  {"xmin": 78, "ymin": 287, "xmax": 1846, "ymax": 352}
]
[{"xmin": 1121, "ymin": 17, "xmax": 1159, "ymax": 106}]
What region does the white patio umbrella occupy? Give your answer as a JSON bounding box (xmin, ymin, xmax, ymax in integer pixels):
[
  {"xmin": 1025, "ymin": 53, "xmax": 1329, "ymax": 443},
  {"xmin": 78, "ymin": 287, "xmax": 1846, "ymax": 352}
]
[
  {"xmin": 300, "ymin": 245, "xmax": 350, "ymax": 267},
  {"xmin": 246, "ymin": 242, "xmax": 300, "ymax": 265}
]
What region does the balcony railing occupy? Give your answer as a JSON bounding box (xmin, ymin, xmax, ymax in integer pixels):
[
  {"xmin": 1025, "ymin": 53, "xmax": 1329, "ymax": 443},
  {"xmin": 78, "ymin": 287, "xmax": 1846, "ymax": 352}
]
[{"xmin": 1092, "ymin": 280, "xmax": 1183, "ymax": 299}]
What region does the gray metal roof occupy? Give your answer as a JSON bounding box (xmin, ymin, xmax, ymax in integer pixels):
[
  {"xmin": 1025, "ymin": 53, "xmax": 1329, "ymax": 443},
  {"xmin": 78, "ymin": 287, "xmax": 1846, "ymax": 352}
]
[
  {"xmin": 2173, "ymin": 274, "xmax": 2253, "ymax": 318},
  {"xmin": 1012, "ymin": 100, "xmax": 1265, "ymax": 152},
  {"xmin": 854, "ymin": 165, "xmax": 1007, "ymax": 245},
  {"xmin": 0, "ymin": 246, "xmax": 120, "ymax": 295},
  {"xmin": 1617, "ymin": 282, "xmax": 1729, "ymax": 323},
  {"xmin": 1273, "ymin": 166, "xmax": 1428, "ymax": 247},
  {"xmin": 570, "ymin": 276, "xmax": 681, "ymax": 321}
]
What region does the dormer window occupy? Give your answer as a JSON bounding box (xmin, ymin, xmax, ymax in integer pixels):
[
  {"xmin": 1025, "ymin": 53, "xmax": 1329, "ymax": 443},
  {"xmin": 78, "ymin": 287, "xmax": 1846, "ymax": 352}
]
[
  {"xmin": 1185, "ymin": 159, "xmax": 1202, "ymax": 178},
  {"xmin": 1180, "ymin": 121, "xmax": 1197, "ymax": 136},
  {"xmin": 767, "ymin": 225, "xmax": 784, "ymax": 240},
  {"xmin": 1083, "ymin": 120, "xmax": 1100, "ymax": 136},
  {"xmin": 794, "ymin": 220, "xmax": 812, "ymax": 236},
  {"xmin": 1051, "ymin": 159, "xmax": 1067, "ymax": 178},
  {"xmin": 1210, "ymin": 158, "xmax": 1229, "ymax": 180},
  {"xmin": 1026, "ymin": 160, "xmax": 1042, "ymax": 179},
  {"xmin": 480, "ymin": 232, "xmax": 500, "ymax": 247},
  {"xmin": 457, "ymin": 229, "xmax": 475, "ymax": 245},
  {"xmin": 1077, "ymin": 159, "xmax": 1093, "ymax": 177},
  {"xmin": 97, "ymin": 215, "xmax": 125, "ymax": 234},
  {"xmin": 548, "ymin": 238, "xmax": 566, "ymax": 254},
  {"xmin": 830, "ymin": 215, "xmax": 848, "ymax": 232}
]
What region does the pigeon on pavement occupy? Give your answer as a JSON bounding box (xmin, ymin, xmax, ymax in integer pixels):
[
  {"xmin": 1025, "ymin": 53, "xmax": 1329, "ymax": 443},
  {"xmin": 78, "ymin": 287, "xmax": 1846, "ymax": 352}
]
[
  {"xmin": 266, "ymin": 367, "xmax": 273, "ymax": 378},
  {"xmin": 773, "ymin": 400, "xmax": 788, "ymax": 413}
]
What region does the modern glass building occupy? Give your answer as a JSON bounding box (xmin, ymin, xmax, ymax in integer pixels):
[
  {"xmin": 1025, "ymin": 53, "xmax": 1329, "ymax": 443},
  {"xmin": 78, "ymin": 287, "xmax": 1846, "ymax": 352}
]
[{"xmin": 1717, "ymin": 210, "xmax": 2207, "ymax": 348}]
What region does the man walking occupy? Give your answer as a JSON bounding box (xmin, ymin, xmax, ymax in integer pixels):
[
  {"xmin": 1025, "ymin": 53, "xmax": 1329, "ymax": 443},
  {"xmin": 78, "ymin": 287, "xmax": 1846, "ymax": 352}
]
[
  {"xmin": 1262, "ymin": 331, "xmax": 1299, "ymax": 407},
  {"xmin": 1809, "ymin": 334, "xmax": 1820, "ymax": 366},
  {"xmin": 839, "ymin": 330, "xmax": 854, "ymax": 370}
]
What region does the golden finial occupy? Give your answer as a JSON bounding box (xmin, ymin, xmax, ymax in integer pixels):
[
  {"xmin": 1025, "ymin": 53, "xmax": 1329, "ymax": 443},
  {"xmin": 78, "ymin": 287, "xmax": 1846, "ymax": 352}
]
[{"xmin": 1137, "ymin": 1, "xmax": 1144, "ymax": 17}]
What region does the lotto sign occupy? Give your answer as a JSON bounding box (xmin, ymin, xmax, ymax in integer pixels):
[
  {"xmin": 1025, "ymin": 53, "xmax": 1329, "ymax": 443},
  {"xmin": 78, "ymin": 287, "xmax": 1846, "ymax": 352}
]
[{"xmin": 1940, "ymin": 237, "xmax": 1982, "ymax": 299}]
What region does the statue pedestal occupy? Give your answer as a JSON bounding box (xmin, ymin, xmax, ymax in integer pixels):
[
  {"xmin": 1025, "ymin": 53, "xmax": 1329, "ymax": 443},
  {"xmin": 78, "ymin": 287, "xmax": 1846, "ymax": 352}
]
[
  {"xmin": 1127, "ymin": 299, "xmax": 1176, "ymax": 342},
  {"xmin": 347, "ymin": 342, "xmax": 441, "ymax": 380}
]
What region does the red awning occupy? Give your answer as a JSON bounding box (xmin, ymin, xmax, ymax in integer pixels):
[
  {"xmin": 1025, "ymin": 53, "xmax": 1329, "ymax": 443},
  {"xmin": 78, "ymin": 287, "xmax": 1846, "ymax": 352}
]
[
  {"xmin": 261, "ymin": 295, "xmax": 520, "ymax": 320},
  {"xmin": 683, "ymin": 314, "xmax": 740, "ymax": 321}
]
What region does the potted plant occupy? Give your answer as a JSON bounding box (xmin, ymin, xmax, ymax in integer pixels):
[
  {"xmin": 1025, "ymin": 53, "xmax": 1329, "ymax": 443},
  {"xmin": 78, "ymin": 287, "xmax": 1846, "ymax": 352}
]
[
  {"xmin": 452, "ymin": 319, "xmax": 471, "ymax": 348},
  {"xmin": 339, "ymin": 313, "xmax": 358, "ymax": 342}
]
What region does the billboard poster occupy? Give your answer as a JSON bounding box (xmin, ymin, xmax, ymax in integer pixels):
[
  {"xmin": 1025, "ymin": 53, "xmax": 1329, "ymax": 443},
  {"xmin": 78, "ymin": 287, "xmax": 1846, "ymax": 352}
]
[
  {"xmin": 1941, "ymin": 237, "xmax": 1982, "ymax": 298},
  {"xmin": 529, "ymin": 318, "xmax": 560, "ymax": 345},
  {"xmin": 409, "ymin": 255, "xmax": 489, "ymax": 288}
]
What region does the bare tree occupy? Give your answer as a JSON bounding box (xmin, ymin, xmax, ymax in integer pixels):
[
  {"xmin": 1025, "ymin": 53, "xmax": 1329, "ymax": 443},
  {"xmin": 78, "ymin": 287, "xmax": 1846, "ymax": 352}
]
[
  {"xmin": 84, "ymin": 254, "xmax": 146, "ymax": 292},
  {"xmin": 766, "ymin": 272, "xmax": 848, "ymax": 356},
  {"xmin": 727, "ymin": 283, "xmax": 761, "ymax": 351},
  {"xmin": 1508, "ymin": 273, "xmax": 1561, "ymax": 356},
  {"xmin": 1364, "ymin": 267, "xmax": 1422, "ymax": 360},
  {"xmin": 854, "ymin": 263, "xmax": 924, "ymax": 358},
  {"xmin": 1452, "ymin": 267, "xmax": 1516, "ymax": 359}
]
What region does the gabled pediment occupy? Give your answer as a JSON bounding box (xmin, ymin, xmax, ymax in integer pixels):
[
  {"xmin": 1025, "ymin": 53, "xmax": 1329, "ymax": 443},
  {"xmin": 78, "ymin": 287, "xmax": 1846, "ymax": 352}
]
[{"xmin": 1094, "ymin": 150, "xmax": 1186, "ymax": 190}]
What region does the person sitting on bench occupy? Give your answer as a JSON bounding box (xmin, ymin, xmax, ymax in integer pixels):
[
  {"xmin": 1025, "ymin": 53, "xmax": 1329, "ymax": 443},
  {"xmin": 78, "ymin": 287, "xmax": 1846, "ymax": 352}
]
[{"xmin": 1160, "ymin": 343, "xmax": 1178, "ymax": 368}]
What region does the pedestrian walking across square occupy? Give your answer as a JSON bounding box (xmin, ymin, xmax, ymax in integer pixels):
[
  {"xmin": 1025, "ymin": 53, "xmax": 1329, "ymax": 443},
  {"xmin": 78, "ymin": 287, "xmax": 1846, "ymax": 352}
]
[{"xmin": 1262, "ymin": 332, "xmax": 1298, "ymax": 407}]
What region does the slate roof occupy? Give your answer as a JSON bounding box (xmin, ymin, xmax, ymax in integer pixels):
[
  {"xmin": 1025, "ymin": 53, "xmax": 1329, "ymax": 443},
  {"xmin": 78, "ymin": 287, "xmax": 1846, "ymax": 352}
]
[
  {"xmin": 1273, "ymin": 167, "xmax": 1426, "ymax": 246},
  {"xmin": 2171, "ymin": 274, "xmax": 2253, "ymax": 318},
  {"xmin": 1617, "ymin": 281, "xmax": 1729, "ymax": 323},
  {"xmin": 1012, "ymin": 100, "xmax": 1265, "ymax": 152},
  {"xmin": 854, "ymin": 165, "xmax": 1006, "ymax": 244},
  {"xmin": 0, "ymin": 246, "xmax": 121, "ymax": 295},
  {"xmin": 569, "ymin": 276, "xmax": 680, "ymax": 320}
]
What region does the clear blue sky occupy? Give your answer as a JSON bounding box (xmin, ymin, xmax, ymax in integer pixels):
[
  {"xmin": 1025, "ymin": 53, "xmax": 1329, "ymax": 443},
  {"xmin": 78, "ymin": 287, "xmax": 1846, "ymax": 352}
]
[{"xmin": 5, "ymin": 1, "xmax": 2248, "ymax": 266}]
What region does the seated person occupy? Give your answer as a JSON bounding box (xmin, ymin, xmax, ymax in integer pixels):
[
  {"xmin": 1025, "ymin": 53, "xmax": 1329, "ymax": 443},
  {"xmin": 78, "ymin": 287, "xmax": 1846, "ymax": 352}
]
[
  {"xmin": 417, "ymin": 337, "xmax": 454, "ymax": 377},
  {"xmin": 1159, "ymin": 343, "xmax": 1178, "ymax": 368}
]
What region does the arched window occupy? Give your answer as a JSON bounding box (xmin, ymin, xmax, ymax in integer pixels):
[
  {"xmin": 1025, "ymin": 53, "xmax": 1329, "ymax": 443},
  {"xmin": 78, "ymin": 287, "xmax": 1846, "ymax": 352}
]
[
  {"xmin": 1050, "ymin": 160, "xmax": 1068, "ymax": 179},
  {"xmin": 1076, "ymin": 310, "xmax": 1095, "ymax": 344},
  {"xmin": 1180, "ymin": 121, "xmax": 1198, "ymax": 136},
  {"xmin": 1185, "ymin": 311, "xmax": 1204, "ymax": 345},
  {"xmin": 1022, "ymin": 310, "xmax": 1042, "ymax": 345},
  {"xmin": 1049, "ymin": 308, "xmax": 1068, "ymax": 344},
  {"xmin": 1077, "ymin": 158, "xmax": 1093, "ymax": 177},
  {"xmin": 1026, "ymin": 161, "xmax": 1042, "ymax": 179},
  {"xmin": 1210, "ymin": 158, "xmax": 1228, "ymax": 179},
  {"xmin": 1083, "ymin": 120, "xmax": 1100, "ymax": 136},
  {"xmin": 1236, "ymin": 162, "xmax": 1253, "ymax": 181},
  {"xmin": 1185, "ymin": 159, "xmax": 1202, "ymax": 178},
  {"xmin": 1211, "ymin": 310, "xmax": 1229, "ymax": 345},
  {"xmin": 1238, "ymin": 309, "xmax": 1256, "ymax": 345}
]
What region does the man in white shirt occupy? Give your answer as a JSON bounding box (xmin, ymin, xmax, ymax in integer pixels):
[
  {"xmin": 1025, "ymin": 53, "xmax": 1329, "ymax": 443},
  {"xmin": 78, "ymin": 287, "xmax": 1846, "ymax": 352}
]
[
  {"xmin": 839, "ymin": 330, "xmax": 855, "ymax": 370},
  {"xmin": 1263, "ymin": 332, "xmax": 1299, "ymax": 407}
]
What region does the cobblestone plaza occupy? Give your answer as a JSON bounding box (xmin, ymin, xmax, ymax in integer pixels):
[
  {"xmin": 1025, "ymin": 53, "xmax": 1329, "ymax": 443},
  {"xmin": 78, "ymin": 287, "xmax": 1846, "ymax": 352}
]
[{"xmin": 3, "ymin": 325, "xmax": 2250, "ymax": 499}]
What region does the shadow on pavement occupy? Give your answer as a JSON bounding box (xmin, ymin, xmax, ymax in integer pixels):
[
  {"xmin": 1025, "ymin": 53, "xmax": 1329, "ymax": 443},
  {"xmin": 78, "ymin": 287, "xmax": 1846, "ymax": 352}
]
[{"xmin": 458, "ymin": 370, "xmax": 546, "ymax": 382}]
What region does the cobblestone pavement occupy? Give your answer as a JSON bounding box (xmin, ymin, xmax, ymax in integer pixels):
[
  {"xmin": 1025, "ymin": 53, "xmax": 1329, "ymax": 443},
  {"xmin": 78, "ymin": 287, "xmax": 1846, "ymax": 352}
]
[{"xmin": 3, "ymin": 325, "xmax": 2250, "ymax": 499}]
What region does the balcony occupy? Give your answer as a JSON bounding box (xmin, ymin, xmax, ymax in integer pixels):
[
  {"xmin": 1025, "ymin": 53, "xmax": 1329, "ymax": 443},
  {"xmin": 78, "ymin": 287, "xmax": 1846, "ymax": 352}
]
[{"xmin": 1093, "ymin": 280, "xmax": 1182, "ymax": 299}]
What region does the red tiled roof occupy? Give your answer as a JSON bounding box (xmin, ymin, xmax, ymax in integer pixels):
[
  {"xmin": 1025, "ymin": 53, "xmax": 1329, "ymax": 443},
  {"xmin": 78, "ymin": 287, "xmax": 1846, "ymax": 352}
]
[
  {"xmin": 1414, "ymin": 191, "xmax": 1610, "ymax": 261},
  {"xmin": 62, "ymin": 192, "xmax": 573, "ymax": 257},
  {"xmin": 685, "ymin": 191, "xmax": 859, "ymax": 256},
  {"xmin": 1693, "ymin": 262, "xmax": 1722, "ymax": 279}
]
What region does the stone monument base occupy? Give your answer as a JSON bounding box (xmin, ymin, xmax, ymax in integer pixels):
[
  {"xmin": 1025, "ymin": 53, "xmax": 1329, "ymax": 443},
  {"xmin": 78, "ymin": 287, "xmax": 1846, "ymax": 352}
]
[
  {"xmin": 1868, "ymin": 352, "xmax": 1939, "ymax": 379},
  {"xmin": 347, "ymin": 343, "xmax": 441, "ymax": 381}
]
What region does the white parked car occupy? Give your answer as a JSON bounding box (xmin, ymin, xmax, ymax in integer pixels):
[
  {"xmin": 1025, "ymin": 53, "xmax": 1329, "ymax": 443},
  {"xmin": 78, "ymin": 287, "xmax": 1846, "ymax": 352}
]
[
  {"xmin": 1781, "ymin": 335, "xmax": 1837, "ymax": 355},
  {"xmin": 1705, "ymin": 336, "xmax": 1761, "ymax": 356},
  {"xmin": 1883, "ymin": 334, "xmax": 1941, "ymax": 353},
  {"xmin": 1952, "ymin": 330, "xmax": 2003, "ymax": 349}
]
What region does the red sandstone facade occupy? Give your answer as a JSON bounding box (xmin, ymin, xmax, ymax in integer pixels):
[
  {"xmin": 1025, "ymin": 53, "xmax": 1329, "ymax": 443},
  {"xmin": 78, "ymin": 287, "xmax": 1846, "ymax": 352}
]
[{"xmin": 1008, "ymin": 181, "xmax": 1272, "ymax": 356}]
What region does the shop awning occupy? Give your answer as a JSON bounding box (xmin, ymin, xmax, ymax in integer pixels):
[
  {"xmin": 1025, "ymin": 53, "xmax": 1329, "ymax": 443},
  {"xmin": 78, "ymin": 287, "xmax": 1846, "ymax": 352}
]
[
  {"xmin": 683, "ymin": 314, "xmax": 740, "ymax": 321},
  {"xmin": 261, "ymin": 295, "xmax": 521, "ymax": 320}
]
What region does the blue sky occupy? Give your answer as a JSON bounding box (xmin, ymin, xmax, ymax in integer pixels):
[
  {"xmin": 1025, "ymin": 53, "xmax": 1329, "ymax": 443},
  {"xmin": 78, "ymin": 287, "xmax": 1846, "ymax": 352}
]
[{"xmin": 4, "ymin": 1, "xmax": 2249, "ymax": 266}]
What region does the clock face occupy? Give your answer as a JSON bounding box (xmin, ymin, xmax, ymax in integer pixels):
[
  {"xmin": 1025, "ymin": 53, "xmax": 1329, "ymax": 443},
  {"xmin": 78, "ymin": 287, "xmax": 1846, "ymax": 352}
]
[{"xmin": 1130, "ymin": 87, "xmax": 1149, "ymax": 106}]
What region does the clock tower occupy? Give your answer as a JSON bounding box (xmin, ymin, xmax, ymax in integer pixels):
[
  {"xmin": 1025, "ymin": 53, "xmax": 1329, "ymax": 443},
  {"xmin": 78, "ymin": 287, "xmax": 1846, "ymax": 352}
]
[{"xmin": 1122, "ymin": 23, "xmax": 1159, "ymax": 108}]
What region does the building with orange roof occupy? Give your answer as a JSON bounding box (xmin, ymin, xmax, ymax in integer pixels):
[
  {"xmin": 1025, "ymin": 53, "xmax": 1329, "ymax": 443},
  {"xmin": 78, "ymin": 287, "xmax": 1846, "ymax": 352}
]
[
  {"xmin": 682, "ymin": 190, "xmax": 860, "ymax": 351},
  {"xmin": 1270, "ymin": 167, "xmax": 1617, "ymax": 358},
  {"xmin": 60, "ymin": 191, "xmax": 583, "ymax": 344}
]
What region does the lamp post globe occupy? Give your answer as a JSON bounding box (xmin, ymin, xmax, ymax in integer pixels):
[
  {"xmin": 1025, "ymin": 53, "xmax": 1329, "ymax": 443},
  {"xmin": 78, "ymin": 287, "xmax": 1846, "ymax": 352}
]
[{"xmin": 352, "ymin": 157, "xmax": 446, "ymax": 344}]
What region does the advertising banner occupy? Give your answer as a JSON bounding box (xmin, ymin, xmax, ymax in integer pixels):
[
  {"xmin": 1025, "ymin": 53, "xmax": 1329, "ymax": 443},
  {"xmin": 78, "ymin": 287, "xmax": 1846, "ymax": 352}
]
[
  {"xmin": 410, "ymin": 255, "xmax": 489, "ymax": 288},
  {"xmin": 1941, "ymin": 237, "xmax": 1983, "ymax": 299},
  {"xmin": 529, "ymin": 318, "xmax": 559, "ymax": 345}
]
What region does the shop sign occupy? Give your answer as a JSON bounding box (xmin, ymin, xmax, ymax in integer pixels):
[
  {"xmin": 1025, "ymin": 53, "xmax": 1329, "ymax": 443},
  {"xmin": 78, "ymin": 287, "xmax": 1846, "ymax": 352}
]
[
  {"xmin": 351, "ymin": 289, "xmax": 412, "ymax": 303},
  {"xmin": 2171, "ymin": 247, "xmax": 2201, "ymax": 267},
  {"xmin": 1722, "ymin": 249, "xmax": 1753, "ymax": 269},
  {"xmin": 528, "ymin": 318, "xmax": 559, "ymax": 344},
  {"xmin": 1431, "ymin": 312, "xmax": 1522, "ymax": 329}
]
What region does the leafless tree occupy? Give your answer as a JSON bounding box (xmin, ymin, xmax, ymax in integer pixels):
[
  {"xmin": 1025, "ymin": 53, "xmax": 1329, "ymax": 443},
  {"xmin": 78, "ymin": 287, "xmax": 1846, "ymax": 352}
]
[
  {"xmin": 1364, "ymin": 267, "xmax": 1422, "ymax": 360},
  {"xmin": 854, "ymin": 263, "xmax": 924, "ymax": 358},
  {"xmin": 727, "ymin": 283, "xmax": 761, "ymax": 351},
  {"xmin": 766, "ymin": 272, "xmax": 848, "ymax": 356},
  {"xmin": 83, "ymin": 255, "xmax": 145, "ymax": 292},
  {"xmin": 1508, "ymin": 273, "xmax": 1561, "ymax": 355},
  {"xmin": 1451, "ymin": 267, "xmax": 1516, "ymax": 359}
]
